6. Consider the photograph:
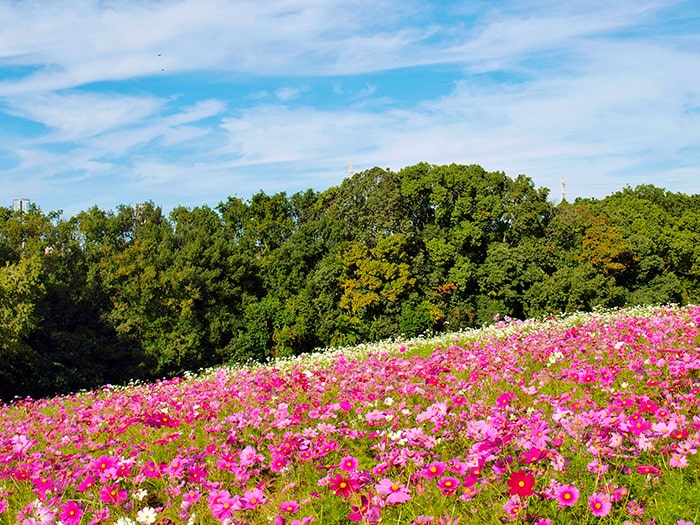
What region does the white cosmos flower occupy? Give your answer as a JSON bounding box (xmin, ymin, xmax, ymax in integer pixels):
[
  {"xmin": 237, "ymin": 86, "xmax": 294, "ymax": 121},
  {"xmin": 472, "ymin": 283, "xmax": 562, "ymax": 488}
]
[{"xmin": 136, "ymin": 507, "xmax": 157, "ymax": 525}]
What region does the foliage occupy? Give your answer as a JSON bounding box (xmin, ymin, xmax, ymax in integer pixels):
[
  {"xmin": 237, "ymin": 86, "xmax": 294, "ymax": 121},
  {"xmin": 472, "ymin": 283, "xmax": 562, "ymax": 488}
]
[{"xmin": 1, "ymin": 165, "xmax": 700, "ymax": 398}]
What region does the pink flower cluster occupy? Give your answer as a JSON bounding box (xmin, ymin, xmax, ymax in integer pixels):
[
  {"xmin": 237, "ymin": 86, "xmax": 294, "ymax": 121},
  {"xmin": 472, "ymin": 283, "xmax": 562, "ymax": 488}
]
[{"xmin": 0, "ymin": 306, "xmax": 698, "ymax": 524}]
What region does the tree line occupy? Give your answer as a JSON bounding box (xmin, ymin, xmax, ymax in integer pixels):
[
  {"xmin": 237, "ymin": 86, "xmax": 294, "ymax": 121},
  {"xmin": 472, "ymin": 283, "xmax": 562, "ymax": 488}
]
[{"xmin": 2, "ymin": 163, "xmax": 699, "ymax": 400}]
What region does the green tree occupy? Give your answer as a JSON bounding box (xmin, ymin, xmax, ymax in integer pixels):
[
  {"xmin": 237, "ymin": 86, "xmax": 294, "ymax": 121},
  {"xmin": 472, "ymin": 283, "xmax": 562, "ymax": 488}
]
[{"xmin": 0, "ymin": 255, "xmax": 44, "ymax": 399}]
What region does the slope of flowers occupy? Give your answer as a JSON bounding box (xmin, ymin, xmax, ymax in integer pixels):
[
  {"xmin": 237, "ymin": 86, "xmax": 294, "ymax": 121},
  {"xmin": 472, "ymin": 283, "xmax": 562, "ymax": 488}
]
[{"xmin": 1, "ymin": 305, "xmax": 699, "ymax": 525}]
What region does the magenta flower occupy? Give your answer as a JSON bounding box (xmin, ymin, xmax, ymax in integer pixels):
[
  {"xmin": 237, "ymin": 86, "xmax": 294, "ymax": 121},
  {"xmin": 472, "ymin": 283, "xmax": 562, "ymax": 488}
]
[
  {"xmin": 92, "ymin": 455, "xmax": 117, "ymax": 474},
  {"xmin": 279, "ymin": 500, "xmax": 300, "ymax": 513},
  {"xmin": 239, "ymin": 445, "xmax": 262, "ymax": 466},
  {"xmin": 270, "ymin": 455, "xmax": 288, "ymax": 472},
  {"xmin": 529, "ymin": 421, "xmax": 551, "ymax": 448},
  {"xmin": 496, "ymin": 392, "xmax": 516, "ymax": 407},
  {"xmin": 554, "ymin": 484, "xmax": 579, "ymax": 507},
  {"xmin": 348, "ymin": 494, "xmax": 380, "ymax": 523},
  {"xmin": 339, "ymin": 456, "xmax": 359, "ymax": 472},
  {"xmin": 210, "ymin": 492, "xmax": 241, "ymax": 520},
  {"xmin": 419, "ymin": 461, "xmax": 447, "ymax": 479},
  {"xmin": 636, "ymin": 464, "xmax": 662, "ymax": 476},
  {"xmin": 59, "ymin": 501, "xmax": 83, "ymax": 525},
  {"xmin": 375, "ymin": 478, "xmax": 412, "ymax": 504},
  {"xmin": 242, "ymin": 487, "xmax": 267, "ymax": 509},
  {"xmin": 588, "ymin": 493, "xmax": 611, "ymax": 517},
  {"xmin": 99, "ymin": 484, "xmax": 127, "ymax": 505},
  {"xmin": 503, "ymin": 494, "xmax": 527, "ymax": 518},
  {"xmin": 437, "ymin": 476, "xmax": 460, "ymax": 495},
  {"xmin": 328, "ymin": 473, "xmax": 359, "ymax": 498},
  {"xmin": 506, "ymin": 470, "xmax": 535, "ymax": 497},
  {"xmin": 291, "ymin": 517, "xmax": 314, "ymax": 525},
  {"xmin": 144, "ymin": 412, "xmax": 180, "ymax": 428},
  {"xmin": 32, "ymin": 476, "xmax": 55, "ymax": 493}
]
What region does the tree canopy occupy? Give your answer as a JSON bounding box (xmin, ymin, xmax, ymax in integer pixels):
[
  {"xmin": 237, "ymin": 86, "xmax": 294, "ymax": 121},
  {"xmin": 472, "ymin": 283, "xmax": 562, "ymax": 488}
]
[{"xmin": 2, "ymin": 164, "xmax": 699, "ymax": 400}]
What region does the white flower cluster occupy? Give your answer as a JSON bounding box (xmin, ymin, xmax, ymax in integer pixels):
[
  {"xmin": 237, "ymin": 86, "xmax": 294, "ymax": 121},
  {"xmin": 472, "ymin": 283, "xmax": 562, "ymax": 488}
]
[{"xmin": 547, "ymin": 350, "xmax": 565, "ymax": 367}]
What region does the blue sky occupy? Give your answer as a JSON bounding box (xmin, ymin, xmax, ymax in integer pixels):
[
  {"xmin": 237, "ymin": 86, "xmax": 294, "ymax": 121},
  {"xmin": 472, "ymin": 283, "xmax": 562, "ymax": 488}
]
[{"xmin": 1, "ymin": 0, "xmax": 699, "ymax": 218}]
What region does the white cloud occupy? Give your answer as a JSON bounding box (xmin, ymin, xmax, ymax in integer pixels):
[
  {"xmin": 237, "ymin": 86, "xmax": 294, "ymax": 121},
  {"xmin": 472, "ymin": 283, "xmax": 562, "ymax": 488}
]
[
  {"xmin": 4, "ymin": 92, "xmax": 163, "ymax": 141},
  {"xmin": 0, "ymin": 0, "xmax": 427, "ymax": 95},
  {"xmin": 275, "ymin": 87, "xmax": 305, "ymax": 102},
  {"xmin": 1, "ymin": 0, "xmax": 698, "ymax": 215}
]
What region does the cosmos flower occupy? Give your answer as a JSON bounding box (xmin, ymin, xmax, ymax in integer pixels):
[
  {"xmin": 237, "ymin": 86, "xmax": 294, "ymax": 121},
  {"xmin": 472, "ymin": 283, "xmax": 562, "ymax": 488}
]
[
  {"xmin": 588, "ymin": 493, "xmax": 611, "ymax": 517},
  {"xmin": 506, "ymin": 470, "xmax": 535, "ymax": 497},
  {"xmin": 554, "ymin": 484, "xmax": 579, "ymax": 507},
  {"xmin": 375, "ymin": 478, "xmax": 412, "ymax": 504}
]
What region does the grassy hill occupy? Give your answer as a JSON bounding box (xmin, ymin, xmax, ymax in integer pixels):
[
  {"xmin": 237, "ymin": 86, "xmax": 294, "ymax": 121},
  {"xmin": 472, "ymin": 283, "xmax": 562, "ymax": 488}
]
[{"xmin": 1, "ymin": 305, "xmax": 699, "ymax": 524}]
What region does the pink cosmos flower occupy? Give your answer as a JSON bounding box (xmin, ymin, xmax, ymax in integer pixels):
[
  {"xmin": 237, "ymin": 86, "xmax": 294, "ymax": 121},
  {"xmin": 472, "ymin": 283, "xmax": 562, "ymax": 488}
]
[
  {"xmin": 94, "ymin": 460, "xmax": 119, "ymax": 482},
  {"xmin": 496, "ymin": 391, "xmax": 516, "ymax": 407},
  {"xmin": 290, "ymin": 517, "xmax": 314, "ymax": 525},
  {"xmin": 210, "ymin": 492, "xmax": 241, "ymax": 520},
  {"xmin": 437, "ymin": 476, "xmax": 460, "ymax": 495},
  {"xmin": 529, "ymin": 421, "xmax": 551, "ymax": 448},
  {"xmin": 144, "ymin": 412, "xmax": 180, "ymax": 428},
  {"xmin": 328, "ymin": 473, "xmax": 359, "ymax": 498},
  {"xmin": 518, "ymin": 447, "xmax": 545, "ymax": 464},
  {"xmin": 187, "ymin": 465, "xmax": 208, "ymax": 483},
  {"xmin": 142, "ymin": 460, "xmax": 163, "ymax": 479},
  {"xmin": 99, "ymin": 484, "xmax": 127, "ymax": 505},
  {"xmin": 554, "ymin": 484, "xmax": 579, "ymax": 507},
  {"xmin": 239, "ymin": 445, "xmax": 263, "ymax": 466},
  {"xmin": 181, "ymin": 490, "xmax": 201, "ymax": 512},
  {"xmin": 242, "ymin": 487, "xmax": 267, "ymax": 509},
  {"xmin": 626, "ymin": 499, "xmax": 645, "ymax": 516},
  {"xmin": 588, "ymin": 493, "xmax": 611, "ymax": 517},
  {"xmin": 32, "ymin": 476, "xmax": 54, "ymax": 493},
  {"xmin": 29, "ymin": 503, "xmax": 56, "ymax": 525},
  {"xmin": 59, "ymin": 501, "xmax": 83, "ymax": 525},
  {"xmin": 449, "ymin": 460, "xmax": 469, "ymax": 476},
  {"xmin": 339, "ymin": 456, "xmax": 359, "ymax": 472},
  {"xmin": 270, "ymin": 455, "xmax": 288, "ymax": 472},
  {"xmin": 375, "ymin": 478, "xmax": 412, "ymax": 504},
  {"xmin": 670, "ymin": 454, "xmax": 689, "ymax": 468},
  {"xmin": 636, "ymin": 464, "xmax": 662, "ymax": 476},
  {"xmin": 503, "ymin": 494, "xmax": 527, "ymax": 518},
  {"xmin": 279, "ymin": 500, "xmax": 300, "ymax": 513},
  {"xmin": 11, "ymin": 434, "xmax": 33, "ymax": 455},
  {"xmin": 92, "ymin": 455, "xmax": 117, "ymax": 475},
  {"xmin": 347, "ymin": 494, "xmax": 380, "ymax": 523},
  {"xmin": 419, "ymin": 461, "xmax": 447, "ymax": 479}
]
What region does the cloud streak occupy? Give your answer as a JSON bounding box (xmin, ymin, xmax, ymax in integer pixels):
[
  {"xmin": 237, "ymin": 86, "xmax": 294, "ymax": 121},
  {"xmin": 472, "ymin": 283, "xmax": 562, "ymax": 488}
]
[{"xmin": 0, "ymin": 0, "xmax": 698, "ymax": 216}]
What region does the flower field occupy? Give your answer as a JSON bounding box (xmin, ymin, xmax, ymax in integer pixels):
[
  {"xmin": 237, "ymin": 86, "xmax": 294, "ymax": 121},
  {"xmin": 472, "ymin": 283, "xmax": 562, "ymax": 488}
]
[{"xmin": 1, "ymin": 306, "xmax": 699, "ymax": 525}]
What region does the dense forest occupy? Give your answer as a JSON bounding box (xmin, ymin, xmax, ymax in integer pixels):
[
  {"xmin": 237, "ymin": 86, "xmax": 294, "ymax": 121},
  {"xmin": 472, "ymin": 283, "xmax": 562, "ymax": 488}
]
[{"xmin": 2, "ymin": 163, "xmax": 699, "ymax": 400}]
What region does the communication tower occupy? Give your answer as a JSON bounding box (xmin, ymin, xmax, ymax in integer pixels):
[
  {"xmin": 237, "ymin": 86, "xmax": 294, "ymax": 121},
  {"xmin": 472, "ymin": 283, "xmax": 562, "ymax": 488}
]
[{"xmin": 561, "ymin": 177, "xmax": 566, "ymax": 203}]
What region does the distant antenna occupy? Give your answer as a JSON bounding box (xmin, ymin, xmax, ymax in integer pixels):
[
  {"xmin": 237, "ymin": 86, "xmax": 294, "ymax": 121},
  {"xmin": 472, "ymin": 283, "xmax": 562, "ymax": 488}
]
[
  {"xmin": 348, "ymin": 161, "xmax": 354, "ymax": 176},
  {"xmin": 561, "ymin": 176, "xmax": 567, "ymax": 202}
]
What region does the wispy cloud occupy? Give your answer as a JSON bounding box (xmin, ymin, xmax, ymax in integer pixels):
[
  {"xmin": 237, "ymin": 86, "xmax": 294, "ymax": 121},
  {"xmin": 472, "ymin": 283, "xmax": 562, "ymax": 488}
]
[
  {"xmin": 0, "ymin": 0, "xmax": 698, "ymax": 216},
  {"xmin": 275, "ymin": 87, "xmax": 306, "ymax": 102},
  {"xmin": 4, "ymin": 92, "xmax": 163, "ymax": 142}
]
